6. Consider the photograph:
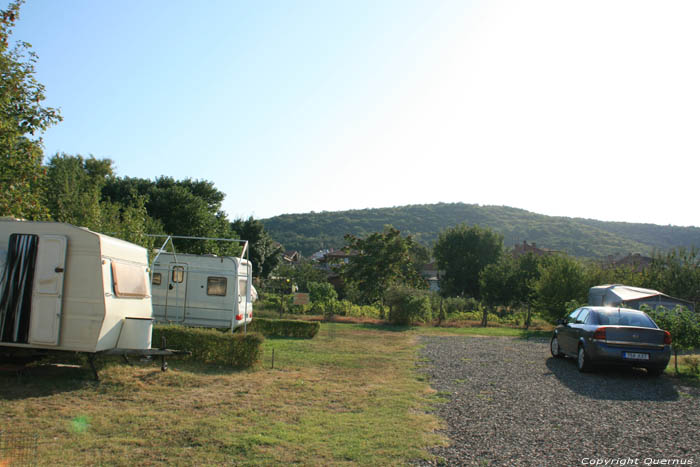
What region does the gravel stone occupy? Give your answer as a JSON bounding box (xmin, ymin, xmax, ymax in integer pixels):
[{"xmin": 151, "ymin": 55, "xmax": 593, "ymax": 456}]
[{"xmin": 418, "ymin": 335, "xmax": 700, "ymax": 466}]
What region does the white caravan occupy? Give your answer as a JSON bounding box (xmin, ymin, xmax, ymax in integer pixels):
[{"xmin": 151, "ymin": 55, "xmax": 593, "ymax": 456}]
[
  {"xmin": 0, "ymin": 219, "xmax": 153, "ymax": 353},
  {"xmin": 150, "ymin": 252, "xmax": 253, "ymax": 330}
]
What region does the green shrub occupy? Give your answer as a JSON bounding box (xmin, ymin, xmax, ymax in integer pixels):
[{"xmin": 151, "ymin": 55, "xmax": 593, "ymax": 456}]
[
  {"xmin": 684, "ymin": 356, "xmax": 700, "ymax": 376},
  {"xmin": 248, "ymin": 318, "xmax": 320, "ymax": 339},
  {"xmin": 153, "ymin": 325, "xmax": 263, "ymax": 368},
  {"xmin": 386, "ymin": 287, "xmax": 432, "ymax": 325},
  {"xmin": 645, "ymin": 305, "xmax": 700, "ymax": 374},
  {"xmin": 308, "ymin": 281, "xmax": 338, "ymax": 303},
  {"xmin": 443, "ymin": 296, "xmax": 482, "ymax": 317},
  {"xmin": 335, "ymin": 300, "xmax": 382, "ymax": 319}
]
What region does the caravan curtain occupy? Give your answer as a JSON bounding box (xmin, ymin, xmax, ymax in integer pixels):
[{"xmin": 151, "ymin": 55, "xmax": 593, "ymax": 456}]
[{"xmin": 0, "ymin": 234, "xmax": 39, "ymax": 343}]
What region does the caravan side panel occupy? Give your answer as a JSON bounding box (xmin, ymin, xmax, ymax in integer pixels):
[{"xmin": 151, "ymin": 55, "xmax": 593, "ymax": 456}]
[
  {"xmin": 57, "ymin": 234, "xmax": 105, "ymax": 352},
  {"xmin": 95, "ymin": 236, "xmax": 153, "ymax": 351},
  {"xmin": 182, "ymin": 256, "xmax": 238, "ymax": 328},
  {"xmin": 151, "ymin": 254, "xmax": 245, "ymax": 329}
]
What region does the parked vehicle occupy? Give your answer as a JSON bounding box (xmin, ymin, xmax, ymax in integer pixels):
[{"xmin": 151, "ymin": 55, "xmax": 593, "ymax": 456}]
[
  {"xmin": 550, "ymin": 306, "xmax": 671, "ymax": 376},
  {"xmin": 0, "ymin": 219, "xmax": 153, "ymax": 353},
  {"xmin": 151, "ymin": 252, "xmax": 253, "ymax": 330}
]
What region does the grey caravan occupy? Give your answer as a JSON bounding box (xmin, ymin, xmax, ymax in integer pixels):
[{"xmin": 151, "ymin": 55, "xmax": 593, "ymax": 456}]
[{"xmin": 151, "ymin": 252, "xmax": 253, "ymax": 330}]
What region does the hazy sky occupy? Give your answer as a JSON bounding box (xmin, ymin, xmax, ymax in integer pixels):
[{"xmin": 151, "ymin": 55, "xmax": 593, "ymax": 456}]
[{"xmin": 9, "ymin": 0, "xmax": 700, "ymax": 226}]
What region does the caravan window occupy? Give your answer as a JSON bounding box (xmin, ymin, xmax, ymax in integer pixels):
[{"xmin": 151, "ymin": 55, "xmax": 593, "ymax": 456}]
[
  {"xmin": 111, "ymin": 261, "xmax": 149, "ymax": 298},
  {"xmin": 152, "ymin": 273, "xmax": 162, "ymax": 286},
  {"xmin": 172, "ymin": 266, "xmax": 184, "ymax": 283},
  {"xmin": 207, "ymin": 277, "xmax": 227, "ymax": 296}
]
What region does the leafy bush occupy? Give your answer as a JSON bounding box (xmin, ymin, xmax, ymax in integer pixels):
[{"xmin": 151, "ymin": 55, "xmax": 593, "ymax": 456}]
[
  {"xmin": 308, "ymin": 281, "xmax": 339, "ymax": 319},
  {"xmin": 684, "ymin": 355, "xmax": 700, "ymax": 376},
  {"xmin": 443, "ymin": 296, "xmax": 482, "ymax": 316},
  {"xmin": 335, "ymin": 300, "xmax": 382, "ymax": 319},
  {"xmin": 248, "ymin": 318, "xmax": 320, "ymax": 339},
  {"xmin": 153, "ymin": 325, "xmax": 263, "ymax": 368},
  {"xmin": 308, "ymin": 281, "xmax": 338, "ymax": 303},
  {"xmin": 645, "ymin": 305, "xmax": 700, "ymax": 374},
  {"xmin": 385, "ymin": 287, "xmax": 432, "ymax": 325}
]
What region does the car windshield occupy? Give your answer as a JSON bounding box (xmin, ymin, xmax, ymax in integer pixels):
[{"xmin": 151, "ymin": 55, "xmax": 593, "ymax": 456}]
[{"xmin": 592, "ymin": 310, "xmax": 656, "ymax": 328}]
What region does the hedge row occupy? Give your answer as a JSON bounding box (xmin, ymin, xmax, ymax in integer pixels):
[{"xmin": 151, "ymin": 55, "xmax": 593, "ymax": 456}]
[
  {"xmin": 247, "ymin": 318, "xmax": 319, "ymax": 339},
  {"xmin": 153, "ymin": 325, "xmax": 264, "ymax": 368}
]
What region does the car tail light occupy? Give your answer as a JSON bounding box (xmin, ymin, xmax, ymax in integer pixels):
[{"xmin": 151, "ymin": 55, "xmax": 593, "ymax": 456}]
[
  {"xmin": 235, "ymin": 314, "xmax": 243, "ymax": 321},
  {"xmin": 592, "ymin": 327, "xmax": 607, "ymax": 341},
  {"xmin": 663, "ymin": 331, "xmax": 672, "ymax": 345}
]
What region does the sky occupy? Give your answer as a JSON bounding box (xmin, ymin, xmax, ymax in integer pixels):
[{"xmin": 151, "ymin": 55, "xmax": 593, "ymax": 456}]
[{"xmin": 7, "ymin": 0, "xmax": 700, "ymax": 227}]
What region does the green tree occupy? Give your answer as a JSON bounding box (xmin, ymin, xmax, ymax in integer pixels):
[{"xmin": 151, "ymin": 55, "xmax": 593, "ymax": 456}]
[
  {"xmin": 584, "ymin": 257, "xmax": 645, "ymax": 293},
  {"xmin": 308, "ymin": 281, "xmax": 338, "ymax": 320},
  {"xmin": 273, "ymin": 261, "xmax": 327, "ymax": 293},
  {"xmin": 44, "ymin": 154, "xmax": 162, "ymax": 249},
  {"xmin": 643, "ymin": 247, "xmax": 700, "ymax": 306},
  {"xmin": 480, "ymin": 255, "xmax": 517, "ymax": 326},
  {"xmin": 44, "ymin": 154, "xmax": 112, "ymax": 227},
  {"xmin": 340, "ymin": 226, "xmax": 426, "ymax": 305},
  {"xmin": 433, "ymin": 224, "xmax": 503, "ymax": 299},
  {"xmin": 0, "ymin": 1, "xmax": 61, "ymax": 219},
  {"xmin": 103, "ymin": 176, "xmax": 240, "ymax": 256},
  {"xmin": 646, "ymin": 306, "xmax": 700, "ymax": 374},
  {"xmin": 534, "ymin": 254, "xmax": 587, "ymax": 322},
  {"xmin": 479, "ymin": 253, "xmax": 542, "ymax": 327},
  {"xmin": 231, "ymin": 217, "xmax": 283, "ymax": 279},
  {"xmin": 515, "ymin": 253, "xmax": 544, "ymax": 328}
]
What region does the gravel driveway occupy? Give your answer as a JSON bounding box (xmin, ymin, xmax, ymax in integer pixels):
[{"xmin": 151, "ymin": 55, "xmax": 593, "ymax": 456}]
[{"xmin": 418, "ymin": 335, "xmax": 700, "ymax": 466}]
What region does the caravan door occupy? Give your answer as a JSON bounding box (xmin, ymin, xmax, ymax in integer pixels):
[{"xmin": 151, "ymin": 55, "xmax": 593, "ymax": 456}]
[
  {"xmin": 28, "ymin": 235, "xmax": 67, "ymax": 346},
  {"xmin": 165, "ymin": 263, "xmax": 188, "ymax": 322}
]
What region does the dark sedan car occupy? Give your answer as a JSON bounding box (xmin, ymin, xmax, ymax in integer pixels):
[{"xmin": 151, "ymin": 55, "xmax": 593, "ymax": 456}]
[{"xmin": 550, "ymin": 306, "xmax": 671, "ymax": 376}]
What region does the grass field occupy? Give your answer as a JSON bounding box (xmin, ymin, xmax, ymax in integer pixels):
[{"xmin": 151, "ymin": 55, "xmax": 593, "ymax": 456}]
[
  {"xmin": 0, "ymin": 323, "xmax": 445, "ymax": 466},
  {"xmin": 0, "ymin": 321, "xmax": 696, "ymax": 465}
]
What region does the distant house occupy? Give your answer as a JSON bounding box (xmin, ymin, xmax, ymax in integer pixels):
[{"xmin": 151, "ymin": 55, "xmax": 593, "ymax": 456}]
[
  {"xmin": 314, "ymin": 249, "xmax": 355, "ymax": 271},
  {"xmin": 512, "ymin": 240, "xmax": 559, "ymax": 258},
  {"xmin": 588, "ymin": 284, "xmax": 695, "ymax": 312},
  {"xmin": 282, "ymin": 250, "xmax": 301, "ymax": 264},
  {"xmin": 421, "ymin": 261, "xmax": 442, "ymax": 292},
  {"xmin": 310, "ymin": 249, "xmax": 330, "ymax": 262}
]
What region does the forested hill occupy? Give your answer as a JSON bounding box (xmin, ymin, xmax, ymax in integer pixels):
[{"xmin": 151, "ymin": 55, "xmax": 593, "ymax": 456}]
[{"xmin": 261, "ymin": 203, "xmax": 700, "ymax": 258}]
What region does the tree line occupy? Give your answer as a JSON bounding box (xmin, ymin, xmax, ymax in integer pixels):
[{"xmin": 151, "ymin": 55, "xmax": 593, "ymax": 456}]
[{"xmin": 318, "ymin": 223, "xmax": 700, "ymax": 325}]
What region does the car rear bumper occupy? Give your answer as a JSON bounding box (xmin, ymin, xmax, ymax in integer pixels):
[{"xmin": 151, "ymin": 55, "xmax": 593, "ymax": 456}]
[{"xmin": 586, "ymin": 342, "xmax": 671, "ymax": 368}]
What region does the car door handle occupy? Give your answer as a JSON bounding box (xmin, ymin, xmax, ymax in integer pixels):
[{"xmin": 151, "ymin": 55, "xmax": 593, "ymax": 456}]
[{"xmin": 54, "ymin": 267, "xmax": 64, "ymax": 273}]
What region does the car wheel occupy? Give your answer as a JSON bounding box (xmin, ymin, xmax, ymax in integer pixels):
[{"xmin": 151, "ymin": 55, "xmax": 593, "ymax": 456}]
[
  {"xmin": 646, "ymin": 368, "xmax": 664, "ymax": 377},
  {"xmin": 577, "ymin": 345, "xmax": 592, "ymax": 372},
  {"xmin": 550, "ymin": 335, "xmax": 563, "ymax": 358}
]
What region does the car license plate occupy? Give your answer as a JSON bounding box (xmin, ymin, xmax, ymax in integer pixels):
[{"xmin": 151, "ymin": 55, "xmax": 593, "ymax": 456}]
[{"xmin": 623, "ymin": 352, "xmax": 650, "ymax": 360}]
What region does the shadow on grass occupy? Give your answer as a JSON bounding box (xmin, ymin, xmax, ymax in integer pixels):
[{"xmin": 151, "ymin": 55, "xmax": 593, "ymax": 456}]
[
  {"xmin": 0, "ymin": 355, "xmax": 259, "ymax": 400},
  {"xmin": 0, "ymin": 364, "xmax": 96, "ymax": 400},
  {"xmin": 545, "ymin": 357, "xmax": 680, "ymax": 401}
]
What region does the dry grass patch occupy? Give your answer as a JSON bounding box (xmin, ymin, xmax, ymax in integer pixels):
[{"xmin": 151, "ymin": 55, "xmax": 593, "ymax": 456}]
[{"xmin": 0, "ymin": 323, "xmax": 444, "ymax": 465}]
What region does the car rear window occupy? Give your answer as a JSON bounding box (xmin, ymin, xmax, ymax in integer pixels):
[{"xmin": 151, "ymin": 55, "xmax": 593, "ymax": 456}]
[{"xmin": 592, "ymin": 310, "xmax": 656, "ymax": 328}]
